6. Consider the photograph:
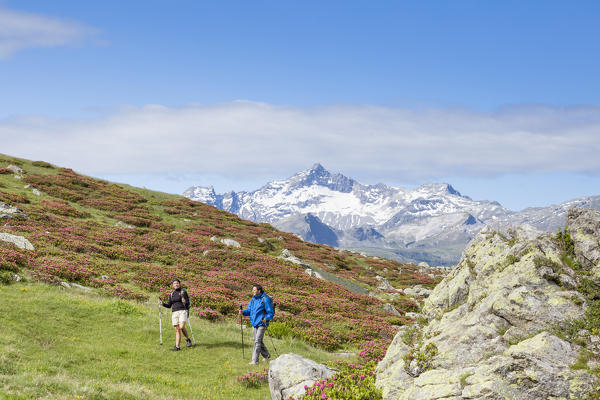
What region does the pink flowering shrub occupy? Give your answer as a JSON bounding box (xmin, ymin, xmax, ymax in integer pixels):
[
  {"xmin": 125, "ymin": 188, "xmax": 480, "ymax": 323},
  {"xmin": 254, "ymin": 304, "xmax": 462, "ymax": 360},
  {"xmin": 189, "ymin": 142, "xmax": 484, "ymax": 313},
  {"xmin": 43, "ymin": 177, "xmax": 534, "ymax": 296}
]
[{"xmin": 237, "ymin": 368, "xmax": 269, "ymax": 388}]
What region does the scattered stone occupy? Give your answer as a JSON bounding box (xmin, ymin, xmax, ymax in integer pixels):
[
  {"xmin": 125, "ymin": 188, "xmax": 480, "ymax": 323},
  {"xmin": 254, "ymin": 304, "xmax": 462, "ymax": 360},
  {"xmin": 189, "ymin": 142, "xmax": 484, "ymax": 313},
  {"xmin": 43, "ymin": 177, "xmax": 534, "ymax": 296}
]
[
  {"xmin": 0, "ymin": 232, "xmax": 34, "ymax": 250},
  {"xmin": 210, "ymin": 236, "xmax": 218, "ymax": 242},
  {"xmin": 376, "ymin": 275, "xmax": 395, "ymax": 291},
  {"xmin": 202, "ymin": 250, "xmax": 210, "ymax": 257},
  {"xmin": 323, "ymin": 263, "xmax": 336, "ymax": 270},
  {"xmin": 257, "ymin": 237, "xmax": 274, "ymax": 251},
  {"xmin": 6, "ymin": 165, "xmax": 23, "ymax": 174},
  {"xmin": 405, "ymin": 312, "xmax": 419, "ymax": 319},
  {"xmin": 277, "ymin": 236, "xmax": 284, "ymax": 241},
  {"xmin": 383, "ymin": 303, "xmax": 401, "ymax": 316},
  {"xmin": 279, "ymin": 249, "xmax": 313, "ymax": 268},
  {"xmin": 0, "ymin": 202, "xmax": 27, "ymax": 219},
  {"xmin": 60, "ymin": 282, "xmax": 71, "ymax": 289},
  {"xmin": 269, "ymin": 353, "xmax": 336, "ymax": 400},
  {"xmin": 402, "ymin": 285, "xmax": 432, "ymax": 298},
  {"xmin": 70, "ymin": 283, "xmax": 92, "ymax": 291},
  {"xmin": 183, "ymin": 218, "xmax": 191, "ymax": 222},
  {"xmin": 334, "ymin": 352, "xmax": 355, "ymax": 358},
  {"xmin": 101, "ymin": 275, "xmax": 110, "ymax": 280},
  {"xmin": 304, "ymin": 268, "xmax": 324, "ymax": 280},
  {"xmin": 115, "ymin": 221, "xmax": 135, "ymax": 229},
  {"xmin": 418, "ymin": 261, "xmax": 430, "ymax": 267},
  {"xmin": 220, "ymin": 238, "xmax": 241, "ymax": 248},
  {"xmin": 10, "ymin": 273, "xmax": 21, "ymax": 282}
]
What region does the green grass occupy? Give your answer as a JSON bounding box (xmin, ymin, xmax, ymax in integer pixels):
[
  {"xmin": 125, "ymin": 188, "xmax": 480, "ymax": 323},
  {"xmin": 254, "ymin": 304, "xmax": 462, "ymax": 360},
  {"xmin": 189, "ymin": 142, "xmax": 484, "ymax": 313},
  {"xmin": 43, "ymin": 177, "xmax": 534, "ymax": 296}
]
[{"xmin": 0, "ymin": 282, "xmax": 342, "ymax": 400}]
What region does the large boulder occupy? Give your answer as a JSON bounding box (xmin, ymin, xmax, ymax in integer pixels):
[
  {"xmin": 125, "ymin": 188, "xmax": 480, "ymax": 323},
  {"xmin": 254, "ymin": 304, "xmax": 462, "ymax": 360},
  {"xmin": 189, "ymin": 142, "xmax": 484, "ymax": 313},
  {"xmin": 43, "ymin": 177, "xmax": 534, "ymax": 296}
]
[
  {"xmin": 279, "ymin": 249, "xmax": 313, "ymax": 268},
  {"xmin": 269, "ymin": 353, "xmax": 336, "ymax": 400},
  {"xmin": 0, "ymin": 232, "xmax": 34, "ymax": 250},
  {"xmin": 376, "ymin": 209, "xmax": 600, "ymax": 399}
]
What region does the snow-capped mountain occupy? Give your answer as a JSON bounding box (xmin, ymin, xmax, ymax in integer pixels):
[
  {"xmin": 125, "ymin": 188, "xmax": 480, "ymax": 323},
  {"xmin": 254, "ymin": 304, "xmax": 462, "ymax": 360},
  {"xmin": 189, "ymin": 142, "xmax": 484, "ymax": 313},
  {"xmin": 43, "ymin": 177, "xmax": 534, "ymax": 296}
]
[{"xmin": 183, "ymin": 164, "xmax": 600, "ymax": 266}]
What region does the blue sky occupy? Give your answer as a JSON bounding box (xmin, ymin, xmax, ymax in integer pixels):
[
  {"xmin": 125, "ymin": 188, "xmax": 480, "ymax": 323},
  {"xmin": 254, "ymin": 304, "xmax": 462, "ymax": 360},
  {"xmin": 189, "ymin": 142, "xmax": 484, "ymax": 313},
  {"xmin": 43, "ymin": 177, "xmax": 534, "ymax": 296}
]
[{"xmin": 1, "ymin": 1, "xmax": 599, "ymax": 210}]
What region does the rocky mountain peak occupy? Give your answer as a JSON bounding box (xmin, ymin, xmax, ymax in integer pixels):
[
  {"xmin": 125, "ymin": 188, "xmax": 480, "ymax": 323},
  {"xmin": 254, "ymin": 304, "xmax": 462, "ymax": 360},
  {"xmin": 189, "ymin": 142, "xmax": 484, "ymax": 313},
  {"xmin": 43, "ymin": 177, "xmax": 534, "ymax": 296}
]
[{"xmin": 287, "ymin": 163, "xmax": 355, "ymax": 193}]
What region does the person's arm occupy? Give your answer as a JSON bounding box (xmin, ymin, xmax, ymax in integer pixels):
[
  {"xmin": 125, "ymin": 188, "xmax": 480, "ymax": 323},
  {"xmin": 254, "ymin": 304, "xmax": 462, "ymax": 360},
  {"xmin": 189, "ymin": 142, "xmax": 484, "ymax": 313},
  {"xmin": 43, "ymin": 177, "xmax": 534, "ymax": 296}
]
[
  {"xmin": 264, "ymin": 296, "xmax": 274, "ymax": 322},
  {"xmin": 242, "ymin": 299, "xmax": 251, "ymax": 316},
  {"xmin": 161, "ymin": 293, "xmax": 173, "ymax": 308},
  {"xmin": 182, "ymin": 290, "xmax": 190, "ymax": 309}
]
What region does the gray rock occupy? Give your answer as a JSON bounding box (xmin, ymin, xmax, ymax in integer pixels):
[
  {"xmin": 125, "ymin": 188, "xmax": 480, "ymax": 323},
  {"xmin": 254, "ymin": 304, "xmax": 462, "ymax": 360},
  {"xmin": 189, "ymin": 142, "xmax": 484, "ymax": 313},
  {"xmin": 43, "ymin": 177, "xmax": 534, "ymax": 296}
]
[
  {"xmin": 0, "ymin": 232, "xmax": 34, "ymax": 250},
  {"xmin": 7, "ymin": 165, "xmax": 23, "ymax": 174},
  {"xmin": 220, "ymin": 238, "xmax": 241, "ymax": 248},
  {"xmin": 70, "ymin": 283, "xmax": 92, "ymax": 291},
  {"xmin": 202, "ymin": 250, "xmax": 210, "ymax": 257},
  {"xmin": 376, "ymin": 218, "xmax": 600, "ymax": 399},
  {"xmin": 115, "ymin": 221, "xmax": 135, "ymax": 229},
  {"xmin": 383, "ymin": 303, "xmax": 401, "ymax": 316},
  {"xmin": 60, "ymin": 282, "xmax": 71, "ymax": 289},
  {"xmin": 304, "ymin": 268, "xmax": 324, "ymax": 280},
  {"xmin": 405, "ymin": 312, "xmax": 420, "ymax": 319},
  {"xmin": 269, "ymin": 353, "xmax": 336, "ymax": 400},
  {"xmin": 0, "ymin": 202, "xmax": 27, "ymax": 219},
  {"xmin": 403, "ymin": 285, "xmax": 432, "ymax": 298},
  {"xmin": 10, "ymin": 273, "xmax": 21, "ymax": 282},
  {"xmin": 210, "ymin": 236, "xmax": 218, "ymax": 242},
  {"xmin": 376, "ymin": 275, "xmax": 395, "ymax": 290},
  {"xmin": 101, "ymin": 275, "xmax": 110, "ymax": 280},
  {"xmin": 279, "ymin": 249, "xmax": 313, "ymax": 268},
  {"xmin": 258, "ymin": 237, "xmax": 274, "ymax": 251}
]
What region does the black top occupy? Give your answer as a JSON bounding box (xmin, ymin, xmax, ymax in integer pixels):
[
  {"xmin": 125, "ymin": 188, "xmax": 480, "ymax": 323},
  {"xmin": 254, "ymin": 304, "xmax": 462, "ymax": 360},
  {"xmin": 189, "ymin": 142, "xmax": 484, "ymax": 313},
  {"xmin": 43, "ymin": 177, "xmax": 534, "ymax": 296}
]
[{"xmin": 161, "ymin": 288, "xmax": 189, "ymax": 312}]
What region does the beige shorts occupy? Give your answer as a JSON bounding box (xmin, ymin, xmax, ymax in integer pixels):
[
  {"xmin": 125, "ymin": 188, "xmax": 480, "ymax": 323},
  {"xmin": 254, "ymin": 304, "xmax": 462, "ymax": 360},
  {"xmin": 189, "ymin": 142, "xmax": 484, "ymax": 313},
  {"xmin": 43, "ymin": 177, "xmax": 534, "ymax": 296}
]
[{"xmin": 172, "ymin": 310, "xmax": 188, "ymax": 326}]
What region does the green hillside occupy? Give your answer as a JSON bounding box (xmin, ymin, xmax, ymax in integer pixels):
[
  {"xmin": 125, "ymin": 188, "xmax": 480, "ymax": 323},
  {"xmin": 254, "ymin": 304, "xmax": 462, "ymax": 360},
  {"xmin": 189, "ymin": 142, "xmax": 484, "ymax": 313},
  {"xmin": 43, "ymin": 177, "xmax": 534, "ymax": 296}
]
[
  {"xmin": 0, "ymin": 282, "xmax": 338, "ymax": 399},
  {"xmin": 0, "ymin": 153, "xmax": 443, "ymax": 399}
]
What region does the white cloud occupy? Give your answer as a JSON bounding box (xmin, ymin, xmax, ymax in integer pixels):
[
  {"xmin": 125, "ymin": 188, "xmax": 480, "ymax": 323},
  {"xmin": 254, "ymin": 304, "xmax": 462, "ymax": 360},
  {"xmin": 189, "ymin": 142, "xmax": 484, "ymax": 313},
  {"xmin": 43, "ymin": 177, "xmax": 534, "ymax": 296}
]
[
  {"xmin": 0, "ymin": 7, "xmax": 96, "ymax": 57},
  {"xmin": 1, "ymin": 102, "xmax": 599, "ymax": 183}
]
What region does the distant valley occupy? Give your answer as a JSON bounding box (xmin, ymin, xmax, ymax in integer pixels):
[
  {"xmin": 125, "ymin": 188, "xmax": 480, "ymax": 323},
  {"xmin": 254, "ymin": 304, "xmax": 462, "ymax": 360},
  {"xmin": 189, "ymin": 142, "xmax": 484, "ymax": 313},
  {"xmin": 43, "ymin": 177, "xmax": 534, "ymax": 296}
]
[{"xmin": 184, "ymin": 164, "xmax": 600, "ymax": 266}]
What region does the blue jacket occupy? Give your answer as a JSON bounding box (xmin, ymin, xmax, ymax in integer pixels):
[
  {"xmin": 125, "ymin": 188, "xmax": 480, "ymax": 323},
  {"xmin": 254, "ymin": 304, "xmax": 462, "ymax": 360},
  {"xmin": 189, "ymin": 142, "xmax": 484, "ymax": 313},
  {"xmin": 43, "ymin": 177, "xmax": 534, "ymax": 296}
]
[{"xmin": 242, "ymin": 292, "xmax": 274, "ymax": 328}]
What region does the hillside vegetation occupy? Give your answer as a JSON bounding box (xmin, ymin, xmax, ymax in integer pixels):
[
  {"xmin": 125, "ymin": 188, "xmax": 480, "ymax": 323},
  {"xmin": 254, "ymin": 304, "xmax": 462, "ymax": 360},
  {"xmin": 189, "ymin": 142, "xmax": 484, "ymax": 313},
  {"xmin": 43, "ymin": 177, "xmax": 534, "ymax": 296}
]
[
  {"xmin": 0, "ymin": 153, "xmax": 441, "ymax": 353},
  {"xmin": 0, "ymin": 282, "xmax": 341, "ymax": 400}
]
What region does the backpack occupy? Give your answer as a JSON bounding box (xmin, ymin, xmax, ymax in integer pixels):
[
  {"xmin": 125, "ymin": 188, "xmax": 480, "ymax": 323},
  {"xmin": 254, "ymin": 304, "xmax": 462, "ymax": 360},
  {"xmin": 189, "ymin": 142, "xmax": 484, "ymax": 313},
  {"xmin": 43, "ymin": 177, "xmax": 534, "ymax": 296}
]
[{"xmin": 261, "ymin": 294, "xmax": 275, "ymax": 317}]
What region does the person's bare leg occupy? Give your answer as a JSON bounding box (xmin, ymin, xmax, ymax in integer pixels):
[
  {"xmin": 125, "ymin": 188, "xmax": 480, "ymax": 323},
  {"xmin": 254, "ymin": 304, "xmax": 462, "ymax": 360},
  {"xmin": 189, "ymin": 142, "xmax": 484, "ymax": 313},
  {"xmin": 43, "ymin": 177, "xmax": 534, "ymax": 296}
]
[
  {"xmin": 175, "ymin": 325, "xmax": 181, "ymax": 348},
  {"xmin": 179, "ymin": 322, "xmax": 190, "ymax": 339}
]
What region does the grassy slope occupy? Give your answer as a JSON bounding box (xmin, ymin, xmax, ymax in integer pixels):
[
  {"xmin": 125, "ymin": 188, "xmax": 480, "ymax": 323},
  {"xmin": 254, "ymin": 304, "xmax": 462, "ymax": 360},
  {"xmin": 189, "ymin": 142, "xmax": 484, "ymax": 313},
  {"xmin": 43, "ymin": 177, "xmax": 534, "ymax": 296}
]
[
  {"xmin": 0, "ymin": 153, "xmax": 444, "ymax": 398},
  {"xmin": 0, "ymin": 282, "xmax": 338, "ymax": 400}
]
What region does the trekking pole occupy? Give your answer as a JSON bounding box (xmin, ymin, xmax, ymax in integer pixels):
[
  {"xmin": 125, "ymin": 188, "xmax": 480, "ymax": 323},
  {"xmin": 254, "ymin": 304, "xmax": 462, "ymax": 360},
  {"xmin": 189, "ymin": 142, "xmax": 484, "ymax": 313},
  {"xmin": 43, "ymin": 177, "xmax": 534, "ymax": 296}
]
[
  {"xmin": 158, "ymin": 299, "xmax": 163, "ymax": 346},
  {"xmin": 266, "ymin": 327, "xmax": 279, "ymax": 357},
  {"xmin": 186, "ymin": 310, "xmax": 196, "ymax": 345},
  {"xmin": 239, "ymin": 305, "xmax": 245, "ymax": 360}
]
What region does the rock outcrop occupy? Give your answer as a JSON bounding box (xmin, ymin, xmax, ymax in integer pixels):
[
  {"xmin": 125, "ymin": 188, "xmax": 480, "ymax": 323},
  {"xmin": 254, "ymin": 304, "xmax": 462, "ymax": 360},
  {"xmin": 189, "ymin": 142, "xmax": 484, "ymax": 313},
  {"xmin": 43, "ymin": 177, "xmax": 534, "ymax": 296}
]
[
  {"xmin": 0, "ymin": 232, "xmax": 34, "ymax": 250},
  {"xmin": 269, "ymin": 353, "xmax": 335, "ymax": 400},
  {"xmin": 376, "ymin": 207, "xmax": 600, "ymax": 399},
  {"xmin": 0, "ymin": 202, "xmax": 27, "ymax": 219}
]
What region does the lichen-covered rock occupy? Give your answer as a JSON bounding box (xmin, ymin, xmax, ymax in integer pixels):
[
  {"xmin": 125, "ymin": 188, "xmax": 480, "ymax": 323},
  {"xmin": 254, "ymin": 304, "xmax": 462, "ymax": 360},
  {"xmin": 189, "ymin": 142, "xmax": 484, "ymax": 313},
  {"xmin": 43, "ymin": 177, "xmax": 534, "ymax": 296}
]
[
  {"xmin": 376, "ymin": 275, "xmax": 395, "ymax": 290},
  {"xmin": 376, "ymin": 210, "xmax": 600, "ymax": 399},
  {"xmin": 0, "ymin": 202, "xmax": 27, "ymax": 219},
  {"xmin": 0, "ymin": 232, "xmax": 34, "ymax": 250},
  {"xmin": 269, "ymin": 353, "xmax": 335, "ymax": 400},
  {"xmin": 220, "ymin": 238, "xmax": 241, "ymax": 248},
  {"xmin": 278, "ymin": 249, "xmax": 313, "ymax": 268}
]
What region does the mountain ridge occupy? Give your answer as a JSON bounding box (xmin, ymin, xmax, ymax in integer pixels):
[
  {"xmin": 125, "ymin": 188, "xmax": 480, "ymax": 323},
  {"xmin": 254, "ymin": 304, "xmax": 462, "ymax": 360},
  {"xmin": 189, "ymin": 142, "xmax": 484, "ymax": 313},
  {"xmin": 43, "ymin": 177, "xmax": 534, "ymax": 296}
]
[{"xmin": 184, "ymin": 164, "xmax": 600, "ymax": 266}]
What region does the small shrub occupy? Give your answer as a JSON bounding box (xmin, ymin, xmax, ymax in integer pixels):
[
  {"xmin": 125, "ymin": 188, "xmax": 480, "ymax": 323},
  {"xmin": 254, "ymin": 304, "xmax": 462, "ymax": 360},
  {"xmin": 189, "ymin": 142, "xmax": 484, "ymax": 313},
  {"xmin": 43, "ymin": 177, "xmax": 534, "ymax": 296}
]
[
  {"xmin": 197, "ymin": 308, "xmax": 223, "ymax": 321},
  {"xmin": 32, "ymin": 161, "xmax": 54, "ymax": 168},
  {"xmin": 0, "ymin": 271, "xmax": 14, "ymax": 285},
  {"xmin": 110, "ymin": 299, "xmax": 143, "ymax": 316},
  {"xmin": 237, "ymin": 369, "xmax": 269, "ymax": 388},
  {"xmin": 267, "ymin": 321, "xmax": 295, "ymax": 339}
]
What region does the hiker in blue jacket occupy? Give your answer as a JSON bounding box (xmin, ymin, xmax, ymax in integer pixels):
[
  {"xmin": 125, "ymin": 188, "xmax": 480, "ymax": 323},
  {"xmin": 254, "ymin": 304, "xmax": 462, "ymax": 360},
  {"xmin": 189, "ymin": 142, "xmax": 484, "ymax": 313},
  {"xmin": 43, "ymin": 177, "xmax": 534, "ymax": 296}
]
[{"xmin": 239, "ymin": 284, "xmax": 274, "ymax": 365}]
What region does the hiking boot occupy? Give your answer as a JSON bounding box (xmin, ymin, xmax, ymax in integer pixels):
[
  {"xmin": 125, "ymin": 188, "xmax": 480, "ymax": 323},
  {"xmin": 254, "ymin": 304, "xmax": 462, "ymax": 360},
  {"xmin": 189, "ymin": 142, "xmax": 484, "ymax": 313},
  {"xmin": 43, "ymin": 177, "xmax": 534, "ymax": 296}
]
[
  {"xmin": 186, "ymin": 338, "xmax": 192, "ymax": 347},
  {"xmin": 170, "ymin": 346, "xmax": 181, "ymax": 351},
  {"xmin": 263, "ymin": 355, "xmax": 271, "ymax": 361},
  {"xmin": 248, "ymin": 361, "xmax": 258, "ymax": 365}
]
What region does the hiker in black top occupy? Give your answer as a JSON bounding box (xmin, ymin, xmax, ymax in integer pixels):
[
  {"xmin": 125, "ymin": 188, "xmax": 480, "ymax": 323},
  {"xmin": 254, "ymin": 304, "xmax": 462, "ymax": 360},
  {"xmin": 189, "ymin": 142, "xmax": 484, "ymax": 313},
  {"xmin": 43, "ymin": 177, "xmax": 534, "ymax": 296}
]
[{"xmin": 159, "ymin": 279, "xmax": 192, "ymax": 350}]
